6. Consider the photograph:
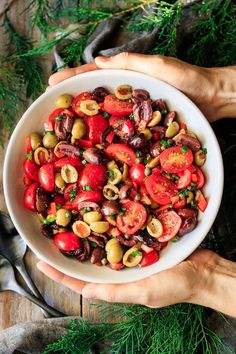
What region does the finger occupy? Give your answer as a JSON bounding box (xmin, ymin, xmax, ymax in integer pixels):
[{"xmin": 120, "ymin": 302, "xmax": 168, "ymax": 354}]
[
  {"xmin": 48, "ymin": 63, "xmax": 99, "ymax": 86},
  {"xmin": 37, "ymin": 261, "xmax": 88, "ymax": 293}
]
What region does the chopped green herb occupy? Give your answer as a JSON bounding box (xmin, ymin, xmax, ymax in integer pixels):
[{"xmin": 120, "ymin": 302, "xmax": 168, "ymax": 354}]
[
  {"xmin": 65, "ymin": 211, "xmax": 71, "ymax": 218},
  {"xmin": 169, "ymin": 203, "xmax": 173, "ymax": 208},
  {"xmin": 106, "ymin": 170, "xmax": 115, "ymax": 179},
  {"xmin": 161, "ymin": 109, "xmax": 168, "ymax": 116},
  {"xmin": 129, "ymin": 113, "xmax": 134, "ymax": 118},
  {"xmin": 178, "ymin": 189, "xmax": 189, "ymax": 197},
  {"xmin": 119, "ymin": 207, "xmax": 126, "ymax": 215},
  {"xmin": 201, "ymin": 147, "xmax": 207, "ymax": 154},
  {"xmin": 190, "ymin": 200, "xmax": 197, "ymax": 208},
  {"xmin": 41, "ymin": 217, "xmax": 50, "ymax": 225},
  {"xmin": 131, "ymin": 250, "xmax": 142, "ymax": 257},
  {"xmin": 54, "ymin": 115, "xmax": 63, "ymax": 121},
  {"xmin": 69, "ymin": 189, "xmax": 77, "ymax": 202},
  {"xmin": 160, "ymin": 139, "xmax": 172, "ymax": 148},
  {"xmin": 136, "ymin": 150, "xmax": 142, "ymax": 157},
  {"xmin": 135, "ymin": 157, "xmax": 143, "ymax": 163},
  {"xmin": 56, "ymin": 203, "xmax": 61, "ymax": 209},
  {"xmin": 103, "ymin": 111, "xmax": 110, "ymax": 118},
  {"xmin": 45, "ymin": 130, "xmax": 55, "ymax": 135},
  {"xmin": 78, "ymin": 150, "xmax": 84, "ymax": 156},
  {"xmin": 82, "ymin": 207, "xmax": 90, "ymax": 214},
  {"xmin": 187, "ymin": 182, "xmax": 197, "ymax": 191},
  {"xmin": 90, "ymin": 241, "xmax": 97, "ymax": 247},
  {"xmin": 109, "ymin": 214, "xmax": 117, "ymax": 220},
  {"xmin": 46, "ymin": 215, "xmax": 56, "ymax": 223},
  {"xmin": 171, "ymin": 237, "xmax": 179, "ymax": 243},
  {"xmin": 82, "ymin": 159, "xmax": 87, "ymax": 165},
  {"xmin": 83, "ymin": 185, "xmax": 92, "ymax": 191},
  {"xmin": 26, "ymin": 151, "xmax": 33, "ymax": 160},
  {"xmin": 182, "ymin": 145, "xmax": 189, "ymax": 152}
]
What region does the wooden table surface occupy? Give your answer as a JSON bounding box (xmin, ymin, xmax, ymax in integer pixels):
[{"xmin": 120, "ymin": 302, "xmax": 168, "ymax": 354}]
[{"xmin": 0, "ymin": 0, "xmax": 100, "ymax": 330}]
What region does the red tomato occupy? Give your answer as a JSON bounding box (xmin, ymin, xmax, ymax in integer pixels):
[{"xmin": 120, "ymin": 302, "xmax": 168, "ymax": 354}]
[
  {"xmin": 23, "ymin": 159, "xmax": 39, "ymax": 182},
  {"xmin": 38, "ymin": 163, "xmax": 54, "ymax": 192},
  {"xmin": 79, "ymin": 139, "xmax": 93, "ymax": 148},
  {"xmin": 24, "ymin": 183, "xmax": 38, "ymax": 211},
  {"xmin": 78, "ymin": 164, "xmax": 106, "ymax": 190},
  {"xmin": 109, "ymin": 262, "xmax": 125, "ymax": 271},
  {"xmin": 54, "ymin": 157, "xmax": 82, "ymax": 170},
  {"xmin": 25, "ymin": 136, "xmax": 32, "ymax": 153},
  {"xmin": 139, "ymin": 184, "xmax": 152, "ymax": 205},
  {"xmin": 173, "ymin": 198, "xmax": 186, "ymax": 209},
  {"xmin": 64, "ymin": 183, "xmax": 78, "ymax": 201},
  {"xmin": 117, "ymin": 201, "xmax": 147, "ymax": 235},
  {"xmin": 145, "ymin": 174, "xmax": 178, "ymax": 205},
  {"xmin": 139, "ymin": 250, "xmax": 159, "ymax": 267},
  {"xmin": 160, "ymin": 146, "xmax": 193, "ymax": 173},
  {"xmin": 53, "ymin": 195, "xmax": 66, "ymax": 205},
  {"xmin": 23, "ymin": 176, "xmax": 33, "ymax": 187},
  {"xmin": 129, "ymin": 163, "xmax": 145, "ymax": 186},
  {"xmin": 141, "ymin": 244, "xmax": 154, "ymax": 253},
  {"xmin": 71, "ymin": 92, "xmax": 92, "ymax": 117},
  {"xmin": 53, "ymin": 232, "xmax": 82, "ymax": 251},
  {"xmin": 104, "ymin": 95, "xmax": 133, "ymax": 116},
  {"xmin": 48, "ymin": 108, "xmax": 73, "ymax": 127},
  {"xmin": 72, "ymin": 190, "xmax": 102, "ymax": 208},
  {"xmin": 105, "ymin": 144, "xmax": 136, "ymax": 166},
  {"xmin": 106, "ymin": 131, "xmax": 115, "ymax": 144},
  {"xmin": 176, "ymin": 169, "xmax": 192, "ymax": 189},
  {"xmin": 157, "ymin": 211, "xmax": 182, "ymax": 242},
  {"xmin": 84, "ymin": 114, "xmax": 108, "ymax": 144},
  {"xmin": 191, "ymin": 167, "xmax": 205, "ymax": 189},
  {"xmin": 196, "ymin": 190, "xmax": 208, "ymax": 212}
]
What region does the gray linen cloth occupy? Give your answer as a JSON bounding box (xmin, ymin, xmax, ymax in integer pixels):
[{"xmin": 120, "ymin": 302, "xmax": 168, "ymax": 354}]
[{"xmin": 1, "ymin": 1, "xmax": 236, "ymax": 353}]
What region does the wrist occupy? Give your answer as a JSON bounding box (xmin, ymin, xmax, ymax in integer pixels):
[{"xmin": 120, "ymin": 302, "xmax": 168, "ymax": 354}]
[{"xmin": 210, "ymin": 66, "xmax": 236, "ymax": 119}]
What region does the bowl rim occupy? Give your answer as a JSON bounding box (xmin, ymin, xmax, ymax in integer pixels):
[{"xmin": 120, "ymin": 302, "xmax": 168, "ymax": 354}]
[{"xmin": 3, "ymin": 69, "xmax": 224, "ymax": 283}]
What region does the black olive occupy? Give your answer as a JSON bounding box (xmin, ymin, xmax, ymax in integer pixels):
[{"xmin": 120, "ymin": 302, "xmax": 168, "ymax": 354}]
[{"xmin": 128, "ymin": 134, "xmax": 146, "ymax": 150}]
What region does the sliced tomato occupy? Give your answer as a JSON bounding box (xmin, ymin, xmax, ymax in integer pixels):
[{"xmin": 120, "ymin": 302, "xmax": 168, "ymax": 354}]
[
  {"xmin": 155, "ymin": 204, "xmax": 171, "ymax": 215},
  {"xmin": 129, "ymin": 163, "xmax": 145, "ymax": 186},
  {"xmin": 23, "ymin": 176, "xmax": 33, "ymax": 187},
  {"xmin": 24, "ymin": 183, "xmax": 38, "ymax": 211},
  {"xmin": 72, "ymin": 190, "xmax": 102, "ymax": 208},
  {"xmin": 64, "ymin": 183, "xmax": 78, "ymax": 201},
  {"xmin": 48, "ymin": 108, "xmax": 73, "ymax": 127},
  {"xmin": 71, "ymin": 92, "xmax": 92, "ymax": 117},
  {"xmin": 109, "ymin": 262, "xmax": 125, "ymax": 271},
  {"xmin": 53, "ymin": 195, "xmax": 66, "ymax": 205},
  {"xmin": 157, "ymin": 210, "xmax": 182, "ymax": 242},
  {"xmin": 23, "ymin": 159, "xmax": 39, "ymax": 182},
  {"xmin": 145, "ymin": 174, "xmax": 178, "ymax": 205},
  {"xmin": 53, "ymin": 232, "xmax": 82, "ymax": 251},
  {"xmin": 105, "ymin": 144, "xmax": 136, "ymax": 166},
  {"xmin": 78, "ymin": 164, "xmax": 106, "ymax": 190},
  {"xmin": 104, "ymin": 215, "xmax": 117, "ymax": 227},
  {"xmin": 139, "ymin": 184, "xmax": 152, "ymax": 206},
  {"xmin": 191, "ymin": 167, "xmax": 205, "ymax": 189},
  {"xmin": 79, "ymin": 139, "xmax": 93, "ymax": 148},
  {"xmin": 106, "ymin": 131, "xmax": 115, "ymax": 144},
  {"xmin": 139, "ymin": 250, "xmax": 159, "ymax": 267},
  {"xmin": 54, "ymin": 157, "xmax": 82, "ymax": 170},
  {"xmin": 25, "ymin": 136, "xmax": 32, "ymax": 154},
  {"xmin": 84, "ymin": 114, "xmax": 109, "ymax": 144},
  {"xmin": 38, "ymin": 162, "xmax": 54, "ymax": 192},
  {"xmin": 104, "ymin": 95, "xmax": 133, "ymax": 116},
  {"xmin": 116, "ymin": 201, "xmax": 147, "ymax": 235},
  {"xmin": 160, "ymin": 146, "xmax": 193, "ymax": 173},
  {"xmin": 196, "ymin": 190, "xmax": 208, "ymax": 212},
  {"xmin": 173, "ymin": 198, "xmax": 186, "ymax": 209},
  {"xmin": 176, "ymin": 169, "xmax": 192, "ymax": 189}
]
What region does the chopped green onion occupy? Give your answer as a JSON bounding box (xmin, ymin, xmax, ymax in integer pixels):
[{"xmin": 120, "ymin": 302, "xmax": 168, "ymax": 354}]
[
  {"xmin": 181, "ymin": 145, "xmax": 189, "ymax": 152},
  {"xmin": 42, "ymin": 217, "xmax": 50, "ymax": 225},
  {"xmin": 103, "ymin": 112, "xmax": 110, "ymax": 119},
  {"xmin": 82, "ymin": 159, "xmax": 87, "ymax": 165},
  {"xmin": 161, "ymin": 139, "xmax": 170, "ymax": 148},
  {"xmin": 136, "ymin": 150, "xmax": 142, "ymax": 157},
  {"xmin": 106, "ymin": 170, "xmax": 115, "ymax": 179},
  {"xmin": 56, "ymin": 203, "xmax": 62, "ymax": 209},
  {"xmin": 65, "ymin": 211, "xmax": 71, "ymax": 218},
  {"xmin": 26, "ymin": 151, "xmax": 33, "ymax": 160},
  {"xmin": 54, "ymin": 115, "xmax": 63, "ymax": 121},
  {"xmin": 83, "ymin": 185, "xmax": 92, "ymax": 191},
  {"xmin": 169, "ymin": 203, "xmax": 173, "ymax": 208},
  {"xmin": 109, "ymin": 214, "xmax": 117, "ymax": 220},
  {"xmin": 161, "ymin": 109, "xmax": 167, "ymax": 115},
  {"xmin": 129, "ymin": 113, "xmax": 134, "ymax": 118},
  {"xmin": 171, "ymin": 237, "xmax": 179, "ymax": 243},
  {"xmin": 119, "ymin": 207, "xmax": 126, "ymax": 215},
  {"xmin": 178, "ymin": 189, "xmax": 189, "ymax": 197},
  {"xmin": 90, "ymin": 241, "xmax": 97, "ymax": 247},
  {"xmin": 131, "ymin": 250, "xmax": 142, "ymax": 257},
  {"xmin": 82, "ymin": 207, "xmax": 90, "ymax": 214},
  {"xmin": 201, "ymin": 147, "xmax": 207, "ymax": 154},
  {"xmin": 69, "ymin": 189, "xmax": 77, "ymax": 202}
]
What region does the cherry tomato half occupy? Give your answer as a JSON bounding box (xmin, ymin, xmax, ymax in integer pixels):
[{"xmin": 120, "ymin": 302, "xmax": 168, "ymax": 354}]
[
  {"xmin": 139, "ymin": 250, "xmax": 159, "ymax": 267},
  {"xmin": 105, "ymin": 144, "xmax": 136, "ymax": 166},
  {"xmin": 54, "ymin": 157, "xmax": 82, "ymax": 170},
  {"xmin": 84, "ymin": 114, "xmax": 108, "ymax": 145},
  {"xmin": 24, "ymin": 183, "xmax": 38, "ymax": 211},
  {"xmin": 129, "ymin": 163, "xmax": 145, "ymax": 186},
  {"xmin": 23, "ymin": 159, "xmax": 39, "ymax": 182},
  {"xmin": 64, "ymin": 183, "xmax": 78, "ymax": 201},
  {"xmin": 160, "ymin": 146, "xmax": 193, "ymax": 173},
  {"xmin": 53, "ymin": 232, "xmax": 82, "ymax": 251},
  {"xmin": 38, "ymin": 162, "xmax": 54, "ymax": 192},
  {"xmin": 104, "ymin": 95, "xmax": 133, "ymax": 116},
  {"xmin": 117, "ymin": 201, "xmax": 147, "ymax": 235},
  {"xmin": 176, "ymin": 169, "xmax": 191, "ymax": 189},
  {"xmin": 191, "ymin": 166, "xmax": 205, "ymax": 189},
  {"xmin": 72, "ymin": 190, "xmax": 102, "ymax": 208},
  {"xmin": 157, "ymin": 211, "xmax": 182, "ymax": 242},
  {"xmin": 145, "ymin": 174, "xmax": 178, "ymax": 205},
  {"xmin": 78, "ymin": 164, "xmax": 106, "ymax": 190},
  {"xmin": 71, "ymin": 92, "xmax": 92, "ymax": 117}
]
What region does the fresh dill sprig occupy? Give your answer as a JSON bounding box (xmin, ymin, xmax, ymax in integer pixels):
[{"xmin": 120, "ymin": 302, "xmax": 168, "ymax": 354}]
[{"xmin": 3, "ymin": 15, "xmax": 45, "ymax": 100}]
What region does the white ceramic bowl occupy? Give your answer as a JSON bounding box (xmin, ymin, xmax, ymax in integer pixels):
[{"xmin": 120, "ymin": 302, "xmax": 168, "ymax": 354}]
[{"xmin": 3, "ymin": 69, "xmax": 223, "ymax": 283}]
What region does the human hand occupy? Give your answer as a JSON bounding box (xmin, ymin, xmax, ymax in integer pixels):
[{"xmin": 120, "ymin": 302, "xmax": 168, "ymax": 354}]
[
  {"xmin": 49, "ymin": 53, "xmax": 236, "ymax": 122},
  {"xmin": 36, "ymin": 249, "xmax": 220, "ymax": 309}
]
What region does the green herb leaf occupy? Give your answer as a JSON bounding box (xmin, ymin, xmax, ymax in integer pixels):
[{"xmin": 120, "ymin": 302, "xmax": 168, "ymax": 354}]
[
  {"xmin": 109, "ymin": 214, "xmax": 117, "ymax": 220},
  {"xmin": 136, "ymin": 150, "xmax": 142, "ymax": 157},
  {"xmin": 201, "ymin": 147, "xmax": 208, "ymax": 154},
  {"xmin": 69, "ymin": 189, "xmax": 77, "ymax": 202},
  {"xmin": 178, "ymin": 189, "xmax": 189, "ymax": 197},
  {"xmin": 103, "ymin": 111, "xmax": 110, "ymax": 118},
  {"xmin": 65, "ymin": 211, "xmax": 71, "ymax": 218},
  {"xmin": 119, "ymin": 207, "xmax": 126, "ymax": 215},
  {"xmin": 129, "ymin": 113, "xmax": 134, "ymax": 118},
  {"xmin": 82, "ymin": 207, "xmax": 90, "ymax": 214},
  {"xmin": 90, "ymin": 241, "xmax": 97, "ymax": 247},
  {"xmin": 182, "ymin": 145, "xmax": 189, "ymax": 152},
  {"xmin": 82, "ymin": 159, "xmax": 87, "ymax": 165},
  {"xmin": 131, "ymin": 250, "xmax": 142, "ymax": 257},
  {"xmin": 46, "ymin": 215, "xmax": 56, "ymax": 223},
  {"xmin": 106, "ymin": 170, "xmax": 115, "ymax": 179},
  {"xmin": 26, "ymin": 151, "xmax": 33, "ymax": 160},
  {"xmin": 161, "ymin": 139, "xmax": 173, "ymax": 148},
  {"xmin": 54, "ymin": 115, "xmax": 63, "ymax": 121},
  {"xmin": 83, "ymin": 185, "xmax": 92, "ymax": 191}
]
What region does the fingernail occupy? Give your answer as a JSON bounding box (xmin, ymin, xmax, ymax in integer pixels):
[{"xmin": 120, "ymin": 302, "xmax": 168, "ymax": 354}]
[{"xmin": 82, "ymin": 286, "xmax": 96, "ymax": 299}]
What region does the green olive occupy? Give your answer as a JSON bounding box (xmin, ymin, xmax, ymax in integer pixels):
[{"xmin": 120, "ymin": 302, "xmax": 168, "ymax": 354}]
[
  {"xmin": 194, "ymin": 150, "xmax": 206, "ymax": 167},
  {"xmin": 72, "ymin": 119, "xmax": 86, "ymax": 139},
  {"xmin": 83, "ymin": 211, "xmax": 102, "ymax": 224},
  {"xmin": 89, "ymin": 221, "xmax": 109, "ymax": 233},
  {"xmin": 147, "ymin": 111, "xmax": 162, "ymax": 127},
  {"xmin": 55, "ymin": 172, "xmax": 66, "ymax": 190},
  {"xmin": 142, "ymin": 128, "xmax": 152, "ymax": 140},
  {"xmin": 80, "ymin": 100, "xmax": 99, "ymax": 116},
  {"xmin": 106, "ymin": 239, "xmax": 123, "ymax": 264},
  {"xmin": 103, "ymin": 184, "xmax": 119, "ymax": 200},
  {"xmin": 165, "ymin": 121, "xmax": 180, "ymax": 138},
  {"xmin": 34, "ymin": 147, "xmax": 49, "ymax": 165},
  {"xmin": 121, "ymin": 163, "xmax": 129, "ymax": 181},
  {"xmin": 107, "ymin": 160, "xmax": 119, "ymax": 171},
  {"xmin": 186, "ymin": 191, "xmax": 194, "ymax": 203},
  {"xmin": 123, "ymin": 245, "xmax": 142, "ymax": 268},
  {"xmin": 56, "ymin": 209, "xmax": 71, "ymax": 227},
  {"xmin": 114, "ymin": 85, "xmax": 132, "ymax": 100},
  {"xmin": 29, "ymin": 132, "xmax": 42, "ymax": 150},
  {"xmin": 61, "ymin": 164, "xmax": 78, "ymax": 183},
  {"xmin": 43, "ymin": 132, "xmax": 58, "ymax": 149},
  {"xmin": 108, "ymin": 168, "xmax": 122, "ymax": 185},
  {"xmin": 55, "ymin": 94, "xmax": 73, "ymax": 108}
]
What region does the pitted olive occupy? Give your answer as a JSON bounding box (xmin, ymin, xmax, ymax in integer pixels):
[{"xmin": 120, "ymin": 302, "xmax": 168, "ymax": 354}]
[
  {"xmin": 56, "ymin": 209, "xmax": 71, "ymax": 227},
  {"xmin": 142, "ymin": 128, "xmax": 152, "ymax": 140},
  {"xmin": 34, "ymin": 147, "xmax": 49, "ymax": 165},
  {"xmin": 43, "ymin": 132, "xmax": 58, "ymax": 149},
  {"xmin": 80, "ymin": 100, "xmax": 99, "ymax": 116},
  {"xmin": 121, "ymin": 163, "xmax": 129, "ymax": 181},
  {"xmin": 194, "ymin": 150, "xmax": 206, "ymax": 166},
  {"xmin": 107, "ymin": 160, "xmax": 118, "ymax": 170},
  {"xmin": 83, "ymin": 211, "xmax": 102, "ymax": 224},
  {"xmin": 61, "ymin": 164, "xmax": 78, "ymax": 183},
  {"xmin": 147, "ymin": 218, "xmax": 163, "ymax": 238},
  {"xmin": 147, "ymin": 156, "xmax": 160, "ymax": 169},
  {"xmin": 122, "ymin": 245, "xmax": 142, "ymax": 267},
  {"xmin": 55, "ymin": 94, "xmax": 73, "ymax": 108},
  {"xmin": 55, "ymin": 172, "xmax": 66, "ymax": 189},
  {"xmin": 163, "ymin": 111, "xmax": 176, "ymax": 127},
  {"xmin": 54, "ymin": 140, "xmax": 67, "ymax": 157},
  {"xmin": 114, "ymin": 85, "xmax": 132, "ymax": 100},
  {"xmin": 72, "ymin": 119, "xmax": 86, "ymax": 139},
  {"xmin": 148, "ymin": 111, "xmax": 162, "ymax": 127},
  {"xmin": 187, "ymin": 191, "xmax": 194, "ymax": 203},
  {"xmin": 105, "ymin": 238, "xmax": 123, "ymax": 264},
  {"xmin": 103, "ymin": 184, "xmax": 119, "ymax": 200},
  {"xmin": 89, "ymin": 221, "xmax": 109, "ymax": 233},
  {"xmin": 107, "ymin": 168, "xmax": 122, "ymax": 185},
  {"xmin": 165, "ymin": 121, "xmax": 179, "ymax": 138},
  {"xmin": 29, "ymin": 132, "xmax": 42, "ymax": 150}
]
